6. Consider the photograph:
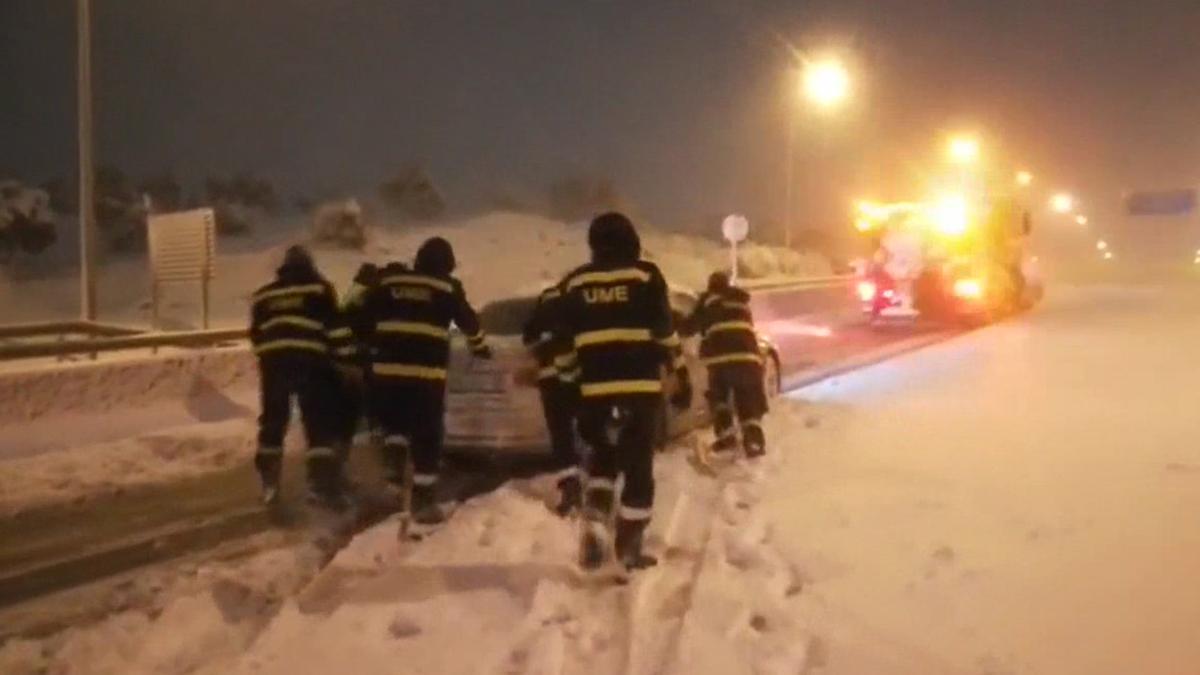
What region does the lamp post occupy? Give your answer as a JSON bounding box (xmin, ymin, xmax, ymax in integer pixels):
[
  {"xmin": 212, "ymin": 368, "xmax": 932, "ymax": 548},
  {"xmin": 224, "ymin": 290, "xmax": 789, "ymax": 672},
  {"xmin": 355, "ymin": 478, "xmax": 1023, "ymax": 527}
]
[{"xmin": 78, "ymin": 0, "xmax": 97, "ymax": 320}]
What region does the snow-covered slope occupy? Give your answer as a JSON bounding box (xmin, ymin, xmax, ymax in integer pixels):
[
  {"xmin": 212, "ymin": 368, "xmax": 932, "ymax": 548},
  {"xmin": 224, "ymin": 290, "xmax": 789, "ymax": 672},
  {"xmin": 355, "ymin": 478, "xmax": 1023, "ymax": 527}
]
[{"xmin": 0, "ymin": 211, "xmax": 829, "ymax": 329}]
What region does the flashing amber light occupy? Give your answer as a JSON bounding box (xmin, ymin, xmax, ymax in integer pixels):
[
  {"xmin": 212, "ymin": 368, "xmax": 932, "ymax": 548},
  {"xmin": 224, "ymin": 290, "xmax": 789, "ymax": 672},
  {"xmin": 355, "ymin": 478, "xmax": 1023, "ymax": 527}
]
[{"xmin": 953, "ymin": 278, "xmax": 984, "ymax": 300}]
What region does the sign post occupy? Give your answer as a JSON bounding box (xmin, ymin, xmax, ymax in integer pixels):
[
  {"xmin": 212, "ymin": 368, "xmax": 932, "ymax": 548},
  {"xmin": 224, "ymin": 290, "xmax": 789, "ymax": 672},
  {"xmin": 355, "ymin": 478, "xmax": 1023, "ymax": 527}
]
[
  {"xmin": 722, "ymin": 214, "xmax": 749, "ymax": 284},
  {"xmin": 147, "ymin": 208, "xmax": 216, "ymax": 330}
]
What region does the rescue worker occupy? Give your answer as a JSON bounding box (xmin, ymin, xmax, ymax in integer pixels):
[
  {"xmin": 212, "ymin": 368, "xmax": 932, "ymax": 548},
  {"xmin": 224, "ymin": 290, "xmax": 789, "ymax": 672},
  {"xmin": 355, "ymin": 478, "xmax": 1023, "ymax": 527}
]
[
  {"xmin": 360, "ymin": 238, "xmax": 491, "ymax": 524},
  {"xmin": 335, "ymin": 262, "xmax": 381, "ymax": 453},
  {"xmin": 684, "ymin": 271, "xmax": 767, "ymax": 458},
  {"xmin": 249, "ymin": 245, "xmax": 355, "ymax": 508},
  {"xmin": 522, "ymin": 282, "xmax": 581, "ymax": 515},
  {"xmin": 556, "ymin": 212, "xmax": 692, "ymax": 571}
]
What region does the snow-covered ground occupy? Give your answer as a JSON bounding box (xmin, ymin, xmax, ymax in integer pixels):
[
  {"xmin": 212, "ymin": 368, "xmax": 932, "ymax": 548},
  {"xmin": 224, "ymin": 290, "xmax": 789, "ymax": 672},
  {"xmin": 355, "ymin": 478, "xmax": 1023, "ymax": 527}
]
[
  {"xmin": 7, "ymin": 284, "xmax": 1198, "ymax": 674},
  {"xmin": 0, "ymin": 211, "xmax": 830, "ymax": 329}
]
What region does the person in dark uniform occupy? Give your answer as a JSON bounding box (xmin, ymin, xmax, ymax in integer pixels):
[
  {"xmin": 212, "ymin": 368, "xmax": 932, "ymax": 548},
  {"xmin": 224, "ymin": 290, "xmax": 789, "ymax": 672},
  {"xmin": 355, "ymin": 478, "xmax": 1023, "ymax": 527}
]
[
  {"xmin": 522, "ymin": 282, "xmax": 581, "ymax": 515},
  {"xmin": 556, "ymin": 212, "xmax": 692, "ymax": 571},
  {"xmin": 334, "ymin": 262, "xmax": 381, "ymax": 455},
  {"xmin": 249, "ymin": 245, "xmax": 355, "ymax": 508},
  {"xmin": 684, "ymin": 271, "xmax": 767, "ymax": 458},
  {"xmin": 360, "ymin": 238, "xmax": 491, "ymax": 524}
]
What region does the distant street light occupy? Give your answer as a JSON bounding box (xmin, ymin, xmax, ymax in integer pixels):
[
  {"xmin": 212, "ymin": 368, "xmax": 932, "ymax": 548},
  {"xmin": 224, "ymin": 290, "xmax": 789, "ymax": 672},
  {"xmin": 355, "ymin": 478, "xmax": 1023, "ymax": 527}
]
[
  {"xmin": 783, "ymin": 56, "xmax": 852, "ymax": 248},
  {"xmin": 1050, "ymin": 193, "xmax": 1075, "ymax": 214},
  {"xmin": 1075, "ymin": 215, "xmax": 1089, "ymax": 226},
  {"xmin": 947, "ymin": 136, "xmax": 980, "ymax": 164},
  {"xmin": 1016, "ymin": 171, "xmax": 1034, "ymax": 187},
  {"xmin": 803, "ymin": 58, "xmax": 851, "ymax": 109},
  {"xmin": 1096, "ymin": 240, "xmax": 1108, "ymax": 251},
  {"xmin": 1103, "ymin": 251, "xmax": 1114, "ymax": 260}
]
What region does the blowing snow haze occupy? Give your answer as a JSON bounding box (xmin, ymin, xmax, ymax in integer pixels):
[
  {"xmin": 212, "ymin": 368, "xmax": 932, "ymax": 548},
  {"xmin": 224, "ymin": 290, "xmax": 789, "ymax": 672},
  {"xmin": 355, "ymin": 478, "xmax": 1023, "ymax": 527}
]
[{"xmin": 2, "ymin": 0, "xmax": 1198, "ymax": 239}]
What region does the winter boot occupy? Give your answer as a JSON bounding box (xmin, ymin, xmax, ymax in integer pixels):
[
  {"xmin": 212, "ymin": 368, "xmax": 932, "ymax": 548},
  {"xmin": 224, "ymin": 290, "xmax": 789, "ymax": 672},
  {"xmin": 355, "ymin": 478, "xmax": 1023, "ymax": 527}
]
[
  {"xmin": 579, "ymin": 517, "xmax": 612, "ymax": 571},
  {"xmin": 256, "ymin": 448, "xmax": 282, "ymax": 506},
  {"xmin": 412, "ymin": 484, "xmax": 445, "ymax": 525},
  {"xmin": 615, "ymin": 518, "xmax": 657, "ymax": 571},
  {"xmin": 555, "ymin": 473, "xmax": 583, "ymax": 517}
]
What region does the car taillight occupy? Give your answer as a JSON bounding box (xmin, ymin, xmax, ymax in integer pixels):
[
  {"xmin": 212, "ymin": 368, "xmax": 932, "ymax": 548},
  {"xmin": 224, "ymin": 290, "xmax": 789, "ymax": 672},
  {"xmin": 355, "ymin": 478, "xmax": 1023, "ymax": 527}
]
[
  {"xmin": 857, "ymin": 280, "xmax": 877, "ymax": 302},
  {"xmin": 953, "ymin": 278, "xmax": 984, "ymax": 300}
]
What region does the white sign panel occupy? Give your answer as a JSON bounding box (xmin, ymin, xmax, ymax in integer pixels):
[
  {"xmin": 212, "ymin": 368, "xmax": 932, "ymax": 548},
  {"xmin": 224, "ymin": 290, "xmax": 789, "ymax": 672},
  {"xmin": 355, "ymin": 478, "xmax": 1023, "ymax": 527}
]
[
  {"xmin": 147, "ymin": 208, "xmax": 216, "ymax": 328},
  {"xmin": 722, "ymin": 214, "xmax": 749, "ymax": 243},
  {"xmin": 148, "ymin": 208, "xmax": 215, "ymax": 283}
]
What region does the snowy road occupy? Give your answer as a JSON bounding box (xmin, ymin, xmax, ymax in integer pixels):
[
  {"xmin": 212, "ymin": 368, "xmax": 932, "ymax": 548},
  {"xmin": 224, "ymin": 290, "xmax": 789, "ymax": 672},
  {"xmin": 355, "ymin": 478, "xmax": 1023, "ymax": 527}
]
[
  {"xmin": 777, "ymin": 284, "xmax": 1200, "ymax": 673},
  {"xmin": 5, "ymin": 284, "xmax": 1198, "ymax": 675}
]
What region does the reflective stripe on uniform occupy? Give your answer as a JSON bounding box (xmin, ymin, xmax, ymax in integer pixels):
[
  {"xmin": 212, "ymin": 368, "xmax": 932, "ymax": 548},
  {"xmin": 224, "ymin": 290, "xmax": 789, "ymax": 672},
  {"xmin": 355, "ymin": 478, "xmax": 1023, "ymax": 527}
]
[
  {"xmin": 741, "ymin": 418, "xmax": 763, "ymax": 430},
  {"xmin": 327, "ymin": 326, "xmax": 353, "ymax": 339},
  {"xmin": 373, "ymin": 363, "xmax": 448, "ymax": 380},
  {"xmin": 575, "ymin": 328, "xmax": 652, "ymax": 348},
  {"xmin": 467, "ymin": 331, "xmax": 487, "ymax": 346},
  {"xmin": 384, "ymin": 434, "xmax": 409, "ymax": 447},
  {"xmin": 558, "ymin": 368, "xmax": 580, "ymax": 383},
  {"xmin": 413, "ymin": 472, "xmax": 438, "ymax": 486},
  {"xmin": 256, "ymin": 446, "xmax": 283, "ymax": 457},
  {"xmin": 380, "ymin": 274, "xmax": 453, "ymax": 293},
  {"xmin": 566, "ymin": 267, "xmax": 651, "ymax": 290},
  {"xmin": 542, "ymin": 287, "xmax": 562, "ymax": 299},
  {"xmin": 619, "ymin": 504, "xmax": 653, "ymax": 521},
  {"xmin": 253, "ymin": 283, "xmax": 326, "ymax": 303},
  {"xmin": 580, "ymin": 379, "xmax": 663, "ymax": 397},
  {"xmin": 261, "ymin": 315, "xmax": 324, "ymax": 332},
  {"xmin": 721, "ymin": 300, "xmax": 749, "ymax": 310},
  {"xmin": 656, "ymin": 332, "xmax": 681, "ymax": 348},
  {"xmin": 538, "ymin": 365, "xmax": 558, "ymax": 380},
  {"xmin": 254, "ymin": 339, "xmax": 328, "ymax": 356},
  {"xmin": 554, "ymin": 352, "xmax": 577, "ymax": 368},
  {"xmin": 702, "ymin": 353, "xmax": 762, "ymax": 367},
  {"xmin": 377, "ymin": 321, "xmax": 450, "ymax": 339},
  {"xmin": 707, "ymin": 320, "xmax": 754, "ymax": 334},
  {"xmin": 334, "ymin": 345, "xmax": 357, "ymax": 357},
  {"xmin": 306, "ymin": 446, "xmax": 337, "ymax": 459},
  {"xmin": 586, "ymin": 477, "xmax": 616, "ymax": 492}
]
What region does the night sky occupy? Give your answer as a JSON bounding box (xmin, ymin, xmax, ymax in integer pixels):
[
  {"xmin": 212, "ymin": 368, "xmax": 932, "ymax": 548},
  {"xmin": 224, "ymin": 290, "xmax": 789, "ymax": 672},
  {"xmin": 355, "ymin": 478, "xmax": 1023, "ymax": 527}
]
[{"xmin": 2, "ymin": 0, "xmax": 1198, "ymax": 236}]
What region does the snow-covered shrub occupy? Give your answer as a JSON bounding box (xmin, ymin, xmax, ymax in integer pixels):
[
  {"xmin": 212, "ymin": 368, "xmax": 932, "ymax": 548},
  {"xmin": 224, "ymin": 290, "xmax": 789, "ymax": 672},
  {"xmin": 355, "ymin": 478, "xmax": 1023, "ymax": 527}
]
[
  {"xmin": 546, "ymin": 174, "xmax": 628, "ymax": 223},
  {"xmin": 379, "ymin": 166, "xmax": 445, "ymax": 220},
  {"xmin": 311, "ymin": 198, "xmax": 366, "ymax": 249},
  {"xmin": 0, "ymin": 180, "xmax": 57, "ymax": 262}
]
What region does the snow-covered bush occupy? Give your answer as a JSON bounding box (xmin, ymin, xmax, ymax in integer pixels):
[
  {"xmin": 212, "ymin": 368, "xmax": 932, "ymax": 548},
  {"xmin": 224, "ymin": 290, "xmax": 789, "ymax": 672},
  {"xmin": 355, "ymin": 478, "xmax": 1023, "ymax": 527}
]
[
  {"xmin": 546, "ymin": 174, "xmax": 628, "ymax": 223},
  {"xmin": 311, "ymin": 198, "xmax": 366, "ymax": 249},
  {"xmin": 205, "ymin": 173, "xmax": 280, "ymax": 236},
  {"xmin": 379, "ymin": 166, "xmax": 445, "ymax": 220},
  {"xmin": 0, "ymin": 180, "xmax": 57, "ymax": 262}
]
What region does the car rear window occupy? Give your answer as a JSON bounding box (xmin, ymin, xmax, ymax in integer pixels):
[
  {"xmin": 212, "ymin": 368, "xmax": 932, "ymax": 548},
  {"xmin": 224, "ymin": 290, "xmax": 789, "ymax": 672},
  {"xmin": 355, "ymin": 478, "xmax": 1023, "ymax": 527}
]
[{"xmin": 477, "ymin": 297, "xmax": 537, "ymax": 336}]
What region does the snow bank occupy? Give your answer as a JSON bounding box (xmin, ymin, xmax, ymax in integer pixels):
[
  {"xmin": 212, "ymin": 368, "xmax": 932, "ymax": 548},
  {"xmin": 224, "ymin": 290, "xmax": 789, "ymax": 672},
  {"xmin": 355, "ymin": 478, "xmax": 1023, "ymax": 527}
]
[
  {"xmin": 2, "ymin": 401, "xmax": 827, "ymax": 675},
  {"xmin": 1, "ymin": 211, "xmax": 830, "ymax": 327},
  {"xmin": 0, "ymin": 348, "xmax": 255, "ymax": 426}
]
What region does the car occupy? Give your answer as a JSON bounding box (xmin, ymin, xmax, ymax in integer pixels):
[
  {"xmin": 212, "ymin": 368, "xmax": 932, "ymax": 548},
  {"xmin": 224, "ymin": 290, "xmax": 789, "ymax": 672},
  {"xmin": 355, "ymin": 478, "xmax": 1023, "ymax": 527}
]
[{"xmin": 443, "ymin": 285, "xmax": 781, "ymax": 455}]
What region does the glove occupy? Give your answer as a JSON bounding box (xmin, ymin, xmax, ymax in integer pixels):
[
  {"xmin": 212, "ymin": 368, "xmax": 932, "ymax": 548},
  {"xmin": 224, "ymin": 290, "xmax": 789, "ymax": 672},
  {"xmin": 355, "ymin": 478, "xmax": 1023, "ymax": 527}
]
[
  {"xmin": 669, "ymin": 367, "xmax": 693, "ymax": 410},
  {"xmin": 472, "ymin": 344, "xmax": 494, "ymax": 360}
]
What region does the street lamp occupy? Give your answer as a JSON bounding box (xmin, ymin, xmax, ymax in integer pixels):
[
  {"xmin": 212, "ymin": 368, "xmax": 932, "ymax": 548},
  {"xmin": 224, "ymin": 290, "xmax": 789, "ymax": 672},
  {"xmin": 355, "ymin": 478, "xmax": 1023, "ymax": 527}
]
[
  {"xmin": 783, "ymin": 57, "xmax": 851, "ymax": 248},
  {"xmin": 1075, "ymin": 215, "xmax": 1089, "ymax": 226},
  {"xmin": 947, "ymin": 136, "xmax": 980, "ymax": 164},
  {"xmin": 1096, "ymin": 240, "xmax": 1108, "ymax": 251},
  {"xmin": 1016, "ymin": 171, "xmax": 1033, "ymax": 187},
  {"xmin": 1050, "ymin": 193, "xmax": 1074, "ymax": 214},
  {"xmin": 803, "ymin": 59, "xmax": 851, "ymax": 109}
]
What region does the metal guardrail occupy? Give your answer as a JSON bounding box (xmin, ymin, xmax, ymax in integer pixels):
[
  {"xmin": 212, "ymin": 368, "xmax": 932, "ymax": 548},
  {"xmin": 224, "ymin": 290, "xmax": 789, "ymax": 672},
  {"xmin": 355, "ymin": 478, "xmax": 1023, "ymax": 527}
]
[
  {"xmin": 738, "ymin": 274, "xmax": 855, "ymax": 293},
  {"xmin": 0, "ymin": 321, "xmax": 145, "ymax": 340},
  {"xmin": 0, "ymin": 327, "xmax": 247, "ymax": 360},
  {"xmin": 0, "ymin": 276, "xmax": 855, "ymax": 362}
]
